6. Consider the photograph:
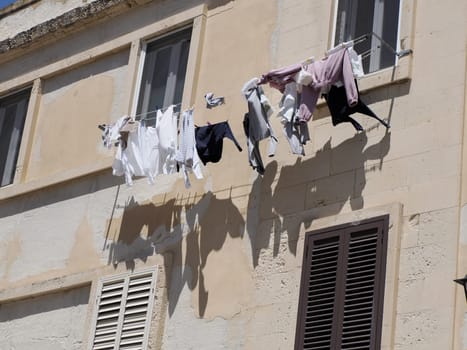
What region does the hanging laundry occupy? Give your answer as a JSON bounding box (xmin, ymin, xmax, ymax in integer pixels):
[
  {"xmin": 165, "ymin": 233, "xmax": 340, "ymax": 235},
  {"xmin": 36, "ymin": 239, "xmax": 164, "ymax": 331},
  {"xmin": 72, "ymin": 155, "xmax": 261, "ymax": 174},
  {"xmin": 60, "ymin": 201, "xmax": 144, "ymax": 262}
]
[
  {"xmin": 259, "ymin": 63, "xmax": 301, "ymax": 93},
  {"xmin": 277, "ymin": 82, "xmax": 310, "ymax": 156},
  {"xmin": 205, "ymin": 92, "xmax": 225, "ymax": 109},
  {"xmin": 111, "ymin": 105, "xmax": 178, "ymax": 186},
  {"xmin": 348, "ymin": 47, "xmax": 364, "ymax": 78},
  {"xmin": 195, "ymin": 121, "xmax": 242, "ymax": 165},
  {"xmin": 261, "ymin": 46, "xmax": 358, "ymax": 124},
  {"xmin": 154, "ymin": 105, "xmax": 178, "ymax": 175},
  {"xmin": 242, "ymin": 78, "xmax": 278, "ymax": 175},
  {"xmin": 175, "ymin": 109, "xmax": 203, "ymax": 188},
  {"xmin": 112, "ymin": 123, "xmax": 152, "ymax": 186},
  {"xmin": 99, "ymin": 115, "xmax": 130, "ymax": 148},
  {"xmin": 323, "ymin": 83, "xmax": 390, "ymax": 131},
  {"xmin": 139, "ymin": 124, "xmax": 161, "ymax": 184}
]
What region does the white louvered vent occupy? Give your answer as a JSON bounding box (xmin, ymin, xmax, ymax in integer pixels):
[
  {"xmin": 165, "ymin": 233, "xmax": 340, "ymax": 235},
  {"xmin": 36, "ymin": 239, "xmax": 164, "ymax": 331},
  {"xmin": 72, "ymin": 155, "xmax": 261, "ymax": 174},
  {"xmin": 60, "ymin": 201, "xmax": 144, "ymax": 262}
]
[
  {"xmin": 91, "ymin": 269, "xmax": 157, "ymax": 350},
  {"xmin": 119, "ymin": 273, "xmax": 154, "ymax": 350}
]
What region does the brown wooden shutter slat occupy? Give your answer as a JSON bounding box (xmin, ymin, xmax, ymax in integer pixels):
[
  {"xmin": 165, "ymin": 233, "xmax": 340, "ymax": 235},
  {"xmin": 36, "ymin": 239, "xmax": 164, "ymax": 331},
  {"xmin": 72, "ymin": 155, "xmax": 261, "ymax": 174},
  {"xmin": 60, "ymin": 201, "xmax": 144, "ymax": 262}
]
[
  {"xmin": 295, "ymin": 216, "xmax": 388, "ymax": 350},
  {"xmin": 340, "ymin": 226, "xmax": 382, "ymax": 350},
  {"xmin": 300, "ymin": 236, "xmax": 340, "ymax": 349}
]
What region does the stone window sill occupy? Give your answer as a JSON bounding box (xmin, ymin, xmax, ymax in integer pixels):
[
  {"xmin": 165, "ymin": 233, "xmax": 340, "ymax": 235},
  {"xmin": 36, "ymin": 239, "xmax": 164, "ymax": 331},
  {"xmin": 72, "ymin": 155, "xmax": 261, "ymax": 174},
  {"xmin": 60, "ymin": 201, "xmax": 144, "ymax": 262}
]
[{"xmin": 358, "ymin": 53, "xmax": 412, "ymax": 92}]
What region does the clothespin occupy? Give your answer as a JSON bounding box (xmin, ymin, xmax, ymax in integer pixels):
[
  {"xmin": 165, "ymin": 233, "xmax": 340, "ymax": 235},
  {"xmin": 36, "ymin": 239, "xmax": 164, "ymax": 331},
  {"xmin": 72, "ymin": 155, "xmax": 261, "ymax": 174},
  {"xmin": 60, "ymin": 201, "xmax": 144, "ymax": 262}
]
[
  {"xmin": 326, "ymin": 40, "xmax": 353, "ymax": 57},
  {"xmin": 242, "ymin": 77, "xmax": 261, "ymax": 95},
  {"xmin": 120, "ymin": 119, "xmax": 139, "ymax": 133},
  {"xmin": 302, "ymin": 56, "xmax": 315, "ymax": 66}
]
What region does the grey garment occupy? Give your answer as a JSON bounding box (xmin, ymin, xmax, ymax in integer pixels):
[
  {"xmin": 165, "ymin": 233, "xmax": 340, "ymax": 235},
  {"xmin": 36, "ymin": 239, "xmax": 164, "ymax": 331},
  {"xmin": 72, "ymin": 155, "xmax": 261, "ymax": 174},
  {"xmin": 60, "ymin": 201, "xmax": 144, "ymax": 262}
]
[
  {"xmin": 243, "ymin": 85, "xmax": 277, "ymax": 175},
  {"xmin": 205, "ymin": 92, "xmax": 225, "ymax": 109},
  {"xmin": 283, "ymin": 120, "xmax": 310, "ymax": 156},
  {"xmin": 278, "ymin": 82, "xmax": 310, "ymax": 156}
]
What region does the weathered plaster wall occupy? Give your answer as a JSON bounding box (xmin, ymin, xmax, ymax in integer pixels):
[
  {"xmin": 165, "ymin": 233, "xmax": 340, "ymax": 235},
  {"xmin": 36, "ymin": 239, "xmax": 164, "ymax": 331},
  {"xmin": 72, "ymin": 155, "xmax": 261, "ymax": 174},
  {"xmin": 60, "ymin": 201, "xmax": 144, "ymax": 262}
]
[
  {"xmin": 0, "ymin": 0, "xmax": 466, "ymax": 349},
  {"xmin": 0, "ymin": 0, "xmax": 98, "ymax": 42},
  {"xmin": 26, "ymin": 50, "xmax": 129, "ymax": 181},
  {"xmin": 0, "ymin": 173, "xmax": 113, "ymax": 289},
  {"xmin": 0, "ymin": 285, "xmax": 90, "ymax": 350}
]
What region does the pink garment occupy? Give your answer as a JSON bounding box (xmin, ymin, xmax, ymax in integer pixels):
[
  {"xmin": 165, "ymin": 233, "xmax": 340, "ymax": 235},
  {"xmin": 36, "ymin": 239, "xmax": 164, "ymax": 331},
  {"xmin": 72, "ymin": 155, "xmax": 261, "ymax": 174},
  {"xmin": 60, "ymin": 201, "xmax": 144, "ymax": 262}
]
[
  {"xmin": 260, "ymin": 47, "xmax": 358, "ymax": 123},
  {"xmin": 259, "ymin": 63, "xmax": 301, "ymax": 93}
]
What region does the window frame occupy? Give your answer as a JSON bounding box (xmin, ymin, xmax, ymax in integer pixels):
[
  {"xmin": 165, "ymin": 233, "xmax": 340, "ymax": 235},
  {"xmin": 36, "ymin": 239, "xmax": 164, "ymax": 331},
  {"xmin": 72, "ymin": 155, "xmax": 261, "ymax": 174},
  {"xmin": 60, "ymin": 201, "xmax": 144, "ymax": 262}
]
[
  {"xmin": 88, "ymin": 268, "xmax": 158, "ymax": 350},
  {"xmin": 0, "ymin": 86, "xmax": 32, "ymax": 188},
  {"xmin": 294, "ymin": 215, "xmax": 389, "ymax": 350},
  {"xmin": 131, "ymin": 25, "xmax": 193, "ymax": 120},
  {"xmin": 0, "ymin": 6, "xmax": 206, "ymax": 201},
  {"xmin": 331, "ymin": 0, "xmax": 403, "ymax": 75}
]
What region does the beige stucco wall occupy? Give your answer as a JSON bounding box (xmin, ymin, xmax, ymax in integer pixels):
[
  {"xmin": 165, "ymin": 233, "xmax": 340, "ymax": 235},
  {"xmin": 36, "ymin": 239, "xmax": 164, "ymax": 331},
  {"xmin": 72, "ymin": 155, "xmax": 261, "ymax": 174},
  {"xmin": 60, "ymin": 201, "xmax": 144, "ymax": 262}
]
[
  {"xmin": 0, "ymin": 0, "xmax": 466, "ymax": 349},
  {"xmin": 26, "ymin": 50, "xmax": 129, "ymax": 181},
  {"xmin": 0, "ymin": 285, "xmax": 91, "ymax": 349}
]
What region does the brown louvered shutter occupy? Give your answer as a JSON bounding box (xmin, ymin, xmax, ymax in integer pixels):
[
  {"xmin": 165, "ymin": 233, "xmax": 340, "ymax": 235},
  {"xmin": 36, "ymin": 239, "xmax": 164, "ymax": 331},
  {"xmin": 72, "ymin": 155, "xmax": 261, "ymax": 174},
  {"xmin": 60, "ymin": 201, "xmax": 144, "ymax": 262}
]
[{"xmin": 295, "ymin": 216, "xmax": 388, "ymax": 350}]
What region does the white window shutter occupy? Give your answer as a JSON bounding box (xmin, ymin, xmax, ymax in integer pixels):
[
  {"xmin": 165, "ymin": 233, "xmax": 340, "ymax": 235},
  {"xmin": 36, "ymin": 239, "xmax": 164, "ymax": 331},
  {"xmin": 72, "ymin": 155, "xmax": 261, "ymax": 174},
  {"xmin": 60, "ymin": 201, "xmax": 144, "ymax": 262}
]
[
  {"xmin": 92, "ymin": 279, "xmax": 124, "ymax": 350},
  {"xmin": 119, "ymin": 272, "xmax": 156, "ymax": 350},
  {"xmin": 90, "ymin": 269, "xmax": 157, "ymax": 350}
]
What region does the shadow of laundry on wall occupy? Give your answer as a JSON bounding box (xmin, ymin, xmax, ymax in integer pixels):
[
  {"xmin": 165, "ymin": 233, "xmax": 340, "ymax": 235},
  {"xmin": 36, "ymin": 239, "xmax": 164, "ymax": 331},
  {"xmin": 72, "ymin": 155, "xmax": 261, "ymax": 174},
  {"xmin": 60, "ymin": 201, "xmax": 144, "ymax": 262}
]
[
  {"xmin": 107, "ymin": 190, "xmax": 245, "ymax": 318},
  {"xmin": 247, "ymin": 131, "xmax": 391, "ymax": 267}
]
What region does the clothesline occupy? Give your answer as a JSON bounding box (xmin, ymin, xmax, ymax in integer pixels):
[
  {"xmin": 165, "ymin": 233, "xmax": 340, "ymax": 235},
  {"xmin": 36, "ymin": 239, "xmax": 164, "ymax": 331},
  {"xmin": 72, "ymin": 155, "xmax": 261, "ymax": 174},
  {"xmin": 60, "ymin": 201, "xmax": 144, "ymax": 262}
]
[
  {"xmin": 99, "ymin": 31, "xmax": 410, "ymax": 129},
  {"xmin": 329, "ymin": 31, "xmax": 412, "ymax": 58},
  {"xmin": 134, "ymin": 103, "xmax": 182, "ymax": 119},
  {"xmin": 98, "ymin": 29, "xmax": 410, "ymax": 186}
]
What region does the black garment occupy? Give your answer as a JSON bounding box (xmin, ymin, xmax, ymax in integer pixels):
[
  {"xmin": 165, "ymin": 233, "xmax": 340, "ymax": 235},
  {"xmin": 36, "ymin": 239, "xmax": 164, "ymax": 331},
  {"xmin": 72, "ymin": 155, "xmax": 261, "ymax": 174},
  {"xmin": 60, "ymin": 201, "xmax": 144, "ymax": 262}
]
[
  {"xmin": 195, "ymin": 121, "xmax": 242, "ymax": 165},
  {"xmin": 243, "ymin": 113, "xmax": 265, "ymax": 175},
  {"xmin": 323, "ymin": 83, "xmax": 390, "ymax": 131}
]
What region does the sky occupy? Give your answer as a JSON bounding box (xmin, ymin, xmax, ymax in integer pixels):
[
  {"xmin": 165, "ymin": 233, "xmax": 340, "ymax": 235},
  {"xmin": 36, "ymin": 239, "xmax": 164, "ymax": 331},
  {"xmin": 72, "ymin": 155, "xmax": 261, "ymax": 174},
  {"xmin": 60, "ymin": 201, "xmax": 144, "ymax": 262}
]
[{"xmin": 0, "ymin": 0, "xmax": 16, "ymax": 10}]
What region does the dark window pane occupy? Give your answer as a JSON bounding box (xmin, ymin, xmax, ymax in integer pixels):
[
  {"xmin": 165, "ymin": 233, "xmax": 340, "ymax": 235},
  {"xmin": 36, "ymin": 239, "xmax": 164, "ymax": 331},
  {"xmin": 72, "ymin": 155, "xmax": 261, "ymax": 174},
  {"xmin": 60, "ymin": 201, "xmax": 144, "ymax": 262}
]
[
  {"xmin": 380, "ymin": 0, "xmax": 401, "ymax": 70},
  {"xmin": 135, "ymin": 28, "xmax": 192, "ymax": 124},
  {"xmin": 0, "ymin": 89, "xmax": 30, "ymax": 187},
  {"xmin": 147, "ymin": 46, "xmax": 172, "ymax": 112},
  {"xmin": 334, "ymin": 0, "xmax": 399, "ymax": 73},
  {"xmin": 173, "ymin": 39, "xmax": 191, "ymax": 110}
]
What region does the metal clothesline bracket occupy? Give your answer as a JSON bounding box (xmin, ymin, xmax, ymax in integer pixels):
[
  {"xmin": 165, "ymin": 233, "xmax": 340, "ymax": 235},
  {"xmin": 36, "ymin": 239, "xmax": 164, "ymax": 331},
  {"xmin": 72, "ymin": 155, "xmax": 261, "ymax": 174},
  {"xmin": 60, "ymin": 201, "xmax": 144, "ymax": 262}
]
[
  {"xmin": 367, "ymin": 31, "xmax": 413, "ymax": 58},
  {"xmin": 356, "ymin": 31, "xmax": 413, "ymax": 62},
  {"xmin": 330, "ymin": 31, "xmax": 412, "ymax": 60}
]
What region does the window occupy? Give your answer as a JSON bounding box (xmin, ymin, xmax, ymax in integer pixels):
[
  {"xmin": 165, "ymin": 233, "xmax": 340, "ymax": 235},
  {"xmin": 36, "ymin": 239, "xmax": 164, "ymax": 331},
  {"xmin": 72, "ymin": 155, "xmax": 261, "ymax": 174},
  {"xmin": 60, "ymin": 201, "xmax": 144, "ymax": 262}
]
[
  {"xmin": 294, "ymin": 215, "xmax": 388, "ymax": 350},
  {"xmin": 135, "ymin": 27, "xmax": 192, "ymax": 125},
  {"xmin": 0, "ymin": 89, "xmax": 30, "ymax": 187},
  {"xmin": 334, "ymin": 0, "xmax": 400, "ymax": 74},
  {"xmin": 90, "ymin": 269, "xmax": 157, "ymax": 350}
]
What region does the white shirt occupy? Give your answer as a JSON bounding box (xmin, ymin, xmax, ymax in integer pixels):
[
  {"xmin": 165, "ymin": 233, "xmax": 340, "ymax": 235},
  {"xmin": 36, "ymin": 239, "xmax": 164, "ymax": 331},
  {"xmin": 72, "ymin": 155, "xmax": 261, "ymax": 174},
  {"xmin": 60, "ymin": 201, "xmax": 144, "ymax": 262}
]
[
  {"xmin": 175, "ymin": 109, "xmax": 203, "ymax": 188},
  {"xmin": 112, "ymin": 106, "xmax": 179, "ymax": 186}
]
